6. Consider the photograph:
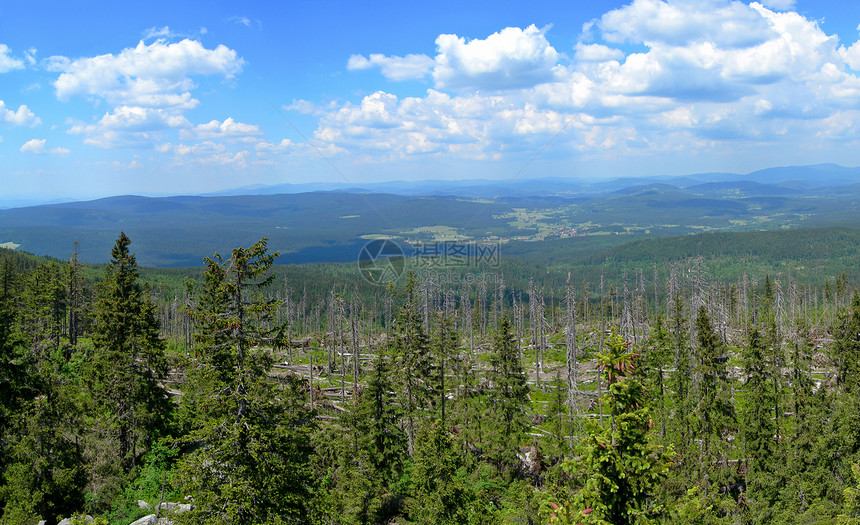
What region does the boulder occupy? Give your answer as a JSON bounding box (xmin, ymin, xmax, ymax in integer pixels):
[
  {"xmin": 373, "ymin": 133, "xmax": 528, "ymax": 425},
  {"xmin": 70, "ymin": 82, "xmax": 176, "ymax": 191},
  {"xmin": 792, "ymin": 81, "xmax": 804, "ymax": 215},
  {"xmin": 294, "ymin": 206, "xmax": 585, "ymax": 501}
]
[
  {"xmin": 155, "ymin": 502, "xmax": 192, "ymax": 513},
  {"xmin": 137, "ymin": 500, "xmax": 152, "ymax": 511},
  {"xmin": 58, "ymin": 516, "xmax": 94, "ymax": 525},
  {"xmin": 129, "ymin": 516, "xmax": 157, "ymax": 525}
]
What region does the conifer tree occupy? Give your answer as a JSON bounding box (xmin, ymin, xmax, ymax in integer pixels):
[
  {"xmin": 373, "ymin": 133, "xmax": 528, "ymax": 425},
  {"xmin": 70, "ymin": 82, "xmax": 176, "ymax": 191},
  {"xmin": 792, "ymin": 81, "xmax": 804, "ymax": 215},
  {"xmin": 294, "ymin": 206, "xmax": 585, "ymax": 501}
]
[
  {"xmin": 742, "ymin": 328, "xmax": 778, "ymax": 517},
  {"xmin": 175, "ymin": 238, "xmax": 314, "ymax": 524},
  {"xmin": 486, "ymin": 315, "xmax": 529, "ymax": 473},
  {"xmin": 391, "ymin": 272, "xmax": 433, "ymax": 453},
  {"xmin": 833, "ymin": 293, "xmax": 860, "ymax": 393},
  {"xmin": 692, "ymin": 306, "xmax": 735, "ymax": 492},
  {"xmin": 406, "ymin": 420, "xmax": 469, "ymax": 524},
  {"xmin": 89, "ymin": 232, "xmax": 167, "ymax": 477},
  {"xmin": 551, "ymin": 331, "xmax": 673, "ymax": 525}
]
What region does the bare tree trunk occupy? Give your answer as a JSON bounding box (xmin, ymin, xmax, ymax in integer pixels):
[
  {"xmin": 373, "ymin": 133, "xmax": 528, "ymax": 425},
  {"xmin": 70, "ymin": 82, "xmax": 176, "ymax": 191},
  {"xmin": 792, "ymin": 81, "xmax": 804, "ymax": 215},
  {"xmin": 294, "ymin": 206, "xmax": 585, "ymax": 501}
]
[{"xmin": 566, "ymin": 272, "xmax": 579, "ymax": 450}]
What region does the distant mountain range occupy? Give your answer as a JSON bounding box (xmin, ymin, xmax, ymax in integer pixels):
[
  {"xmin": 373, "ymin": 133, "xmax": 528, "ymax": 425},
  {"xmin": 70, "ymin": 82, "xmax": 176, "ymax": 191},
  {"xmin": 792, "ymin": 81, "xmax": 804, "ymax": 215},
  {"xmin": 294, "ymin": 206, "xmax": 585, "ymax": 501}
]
[
  {"xmin": 203, "ymin": 163, "xmax": 860, "ymax": 199},
  {"xmin": 1, "ymin": 163, "xmax": 859, "ymax": 267}
]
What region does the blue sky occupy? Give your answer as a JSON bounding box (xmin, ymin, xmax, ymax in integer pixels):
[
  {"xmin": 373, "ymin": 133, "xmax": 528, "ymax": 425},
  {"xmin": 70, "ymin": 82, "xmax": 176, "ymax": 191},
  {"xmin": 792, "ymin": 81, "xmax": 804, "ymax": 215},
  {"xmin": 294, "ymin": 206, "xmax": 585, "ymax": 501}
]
[{"xmin": 3, "ymin": 0, "xmax": 860, "ymax": 202}]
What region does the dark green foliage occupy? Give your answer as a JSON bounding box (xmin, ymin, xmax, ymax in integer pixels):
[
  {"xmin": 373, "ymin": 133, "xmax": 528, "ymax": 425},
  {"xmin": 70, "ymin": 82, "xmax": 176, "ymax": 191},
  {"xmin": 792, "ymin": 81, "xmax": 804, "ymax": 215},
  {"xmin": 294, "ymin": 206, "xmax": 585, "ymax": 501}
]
[
  {"xmin": 354, "ymin": 356, "xmax": 407, "ymax": 487},
  {"xmin": 692, "ymin": 306, "xmax": 735, "ymax": 492},
  {"xmin": 174, "ymin": 239, "xmax": 314, "ymax": 524},
  {"xmin": 553, "ymin": 331, "xmax": 673, "ymax": 525},
  {"xmin": 406, "ymin": 420, "xmax": 470, "ymax": 524},
  {"xmin": 833, "ymin": 293, "xmax": 860, "ymax": 392},
  {"xmin": 88, "ymin": 232, "xmax": 169, "ymax": 479},
  {"xmin": 7, "ymin": 229, "xmax": 860, "ymax": 524},
  {"xmin": 312, "ymin": 355, "xmax": 407, "ymax": 524},
  {"xmin": 390, "ymin": 272, "xmax": 434, "ymax": 452},
  {"xmin": 485, "ymin": 315, "xmax": 529, "ymax": 473},
  {"xmin": 741, "ymin": 329, "xmax": 779, "ymax": 517},
  {"xmin": 1, "ymin": 394, "xmax": 86, "ymax": 524}
]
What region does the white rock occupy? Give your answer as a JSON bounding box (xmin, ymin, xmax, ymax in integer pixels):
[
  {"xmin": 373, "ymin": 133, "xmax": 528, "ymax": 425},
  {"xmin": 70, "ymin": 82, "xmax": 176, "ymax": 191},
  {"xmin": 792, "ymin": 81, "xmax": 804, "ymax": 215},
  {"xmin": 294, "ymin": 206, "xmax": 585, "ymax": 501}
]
[
  {"xmin": 129, "ymin": 515, "xmax": 157, "ymax": 525},
  {"xmin": 137, "ymin": 500, "xmax": 152, "ymax": 511},
  {"xmin": 155, "ymin": 502, "xmax": 192, "ymax": 514},
  {"xmin": 58, "ymin": 516, "xmax": 94, "ymax": 525}
]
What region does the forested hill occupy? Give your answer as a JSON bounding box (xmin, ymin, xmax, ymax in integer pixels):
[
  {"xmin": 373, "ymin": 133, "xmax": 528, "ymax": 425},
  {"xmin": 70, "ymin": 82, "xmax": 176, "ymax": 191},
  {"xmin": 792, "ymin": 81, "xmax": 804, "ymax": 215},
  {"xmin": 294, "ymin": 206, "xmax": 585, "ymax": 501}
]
[
  {"xmin": 4, "ymin": 230, "xmax": 860, "ymax": 524},
  {"xmin": 508, "ymin": 226, "xmax": 860, "ymax": 286},
  {"xmin": 2, "ymin": 165, "xmax": 860, "ymax": 266}
]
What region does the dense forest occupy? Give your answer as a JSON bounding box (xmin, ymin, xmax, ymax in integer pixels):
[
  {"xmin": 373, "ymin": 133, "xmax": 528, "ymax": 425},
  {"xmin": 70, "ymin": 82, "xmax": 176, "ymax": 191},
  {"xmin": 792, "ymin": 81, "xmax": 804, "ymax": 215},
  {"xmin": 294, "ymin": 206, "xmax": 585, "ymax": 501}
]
[{"xmin": 2, "ymin": 232, "xmax": 860, "ymax": 524}]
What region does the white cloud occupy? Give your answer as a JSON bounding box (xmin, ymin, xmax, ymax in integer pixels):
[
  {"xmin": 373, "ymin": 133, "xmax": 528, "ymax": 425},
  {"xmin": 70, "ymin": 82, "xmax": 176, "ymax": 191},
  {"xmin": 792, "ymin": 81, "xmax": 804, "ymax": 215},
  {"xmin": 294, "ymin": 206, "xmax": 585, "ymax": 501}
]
[
  {"xmin": 597, "ymin": 0, "xmax": 774, "ymax": 48},
  {"xmin": 52, "ymin": 39, "xmax": 243, "ymax": 109},
  {"xmin": 574, "ymin": 43, "xmax": 625, "ymax": 62},
  {"xmin": 0, "ymin": 101, "xmax": 40, "ymax": 126},
  {"xmin": 228, "ymin": 16, "xmax": 260, "ymax": 30},
  {"xmin": 162, "ymin": 140, "xmax": 250, "ymax": 167},
  {"xmin": 179, "ymin": 117, "xmax": 262, "ymax": 141},
  {"xmin": 42, "ymin": 55, "xmax": 70, "ymax": 72},
  {"xmin": 69, "ymin": 106, "xmax": 191, "ymax": 148},
  {"xmin": 255, "ymin": 139, "xmax": 293, "ymax": 152},
  {"xmin": 433, "ymin": 24, "xmax": 560, "ymax": 90},
  {"xmin": 20, "ymin": 138, "xmax": 45, "ymax": 153},
  {"xmin": 143, "ymin": 26, "xmax": 174, "ymax": 40},
  {"xmin": 313, "ymin": 1, "xmax": 860, "ymax": 162},
  {"xmin": 346, "ymin": 24, "xmax": 561, "ymax": 90},
  {"xmin": 24, "ymin": 48, "xmax": 37, "ymax": 66},
  {"xmin": 19, "ymin": 139, "xmax": 68, "ymax": 155},
  {"xmin": 0, "ymin": 44, "xmax": 25, "ymax": 73},
  {"xmin": 347, "ymin": 53, "xmax": 435, "ymax": 81},
  {"xmin": 839, "ymin": 40, "xmax": 860, "ymax": 71}
]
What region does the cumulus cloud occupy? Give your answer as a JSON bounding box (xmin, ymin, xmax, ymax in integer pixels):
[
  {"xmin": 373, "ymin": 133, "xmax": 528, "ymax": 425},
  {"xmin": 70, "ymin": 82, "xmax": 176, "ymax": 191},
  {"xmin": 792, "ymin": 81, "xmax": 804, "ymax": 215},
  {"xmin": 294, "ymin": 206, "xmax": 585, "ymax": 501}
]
[
  {"xmin": 0, "ymin": 101, "xmax": 41, "ymax": 126},
  {"xmin": 52, "ymin": 39, "xmax": 243, "ymax": 108},
  {"xmin": 574, "ymin": 43, "xmax": 625, "ymax": 62},
  {"xmin": 50, "ymin": 39, "xmax": 244, "ymax": 150},
  {"xmin": 19, "ymin": 139, "xmax": 69, "ymax": 155},
  {"xmin": 345, "ymin": 25, "xmax": 564, "ymax": 90},
  {"xmin": 179, "ymin": 117, "xmax": 262, "ymax": 141},
  {"xmin": 433, "ymin": 24, "xmax": 560, "ymax": 90},
  {"xmin": 20, "ymin": 138, "xmax": 45, "ymax": 153},
  {"xmin": 597, "ymin": 0, "xmax": 774, "ymax": 48},
  {"xmin": 304, "ymin": 89, "xmax": 590, "ymax": 160},
  {"xmin": 348, "ymin": 53, "xmax": 435, "ymax": 81},
  {"xmin": 314, "ymin": 1, "xmax": 860, "ymax": 162},
  {"xmin": 69, "ymin": 106, "xmax": 191, "ymax": 148},
  {"xmin": 160, "ymin": 140, "xmax": 250, "ymax": 167},
  {"xmin": 255, "ymin": 139, "xmax": 293, "ymax": 151},
  {"xmin": 0, "ymin": 44, "xmax": 25, "ymax": 73}
]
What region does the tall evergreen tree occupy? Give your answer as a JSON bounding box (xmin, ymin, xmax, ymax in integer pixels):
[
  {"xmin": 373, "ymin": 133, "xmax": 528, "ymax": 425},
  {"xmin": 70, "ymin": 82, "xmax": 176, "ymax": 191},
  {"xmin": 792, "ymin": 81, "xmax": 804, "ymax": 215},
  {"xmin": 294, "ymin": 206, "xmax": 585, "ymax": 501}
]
[
  {"xmin": 175, "ymin": 238, "xmax": 314, "ymax": 524},
  {"xmin": 485, "ymin": 315, "xmax": 529, "ymax": 473},
  {"xmin": 550, "ymin": 331, "xmax": 673, "ymax": 525},
  {"xmin": 391, "ymin": 272, "xmax": 433, "ymax": 454},
  {"xmin": 692, "ymin": 306, "xmax": 735, "ymax": 493},
  {"xmin": 88, "ymin": 232, "xmax": 168, "ymax": 479},
  {"xmin": 742, "ymin": 328, "xmax": 779, "ymax": 518}
]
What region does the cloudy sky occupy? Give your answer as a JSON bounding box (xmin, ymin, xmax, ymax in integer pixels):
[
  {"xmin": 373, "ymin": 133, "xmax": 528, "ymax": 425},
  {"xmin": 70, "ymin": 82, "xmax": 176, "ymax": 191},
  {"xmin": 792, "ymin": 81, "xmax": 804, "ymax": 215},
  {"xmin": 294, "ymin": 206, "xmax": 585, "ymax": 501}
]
[{"xmin": 3, "ymin": 0, "xmax": 860, "ymax": 201}]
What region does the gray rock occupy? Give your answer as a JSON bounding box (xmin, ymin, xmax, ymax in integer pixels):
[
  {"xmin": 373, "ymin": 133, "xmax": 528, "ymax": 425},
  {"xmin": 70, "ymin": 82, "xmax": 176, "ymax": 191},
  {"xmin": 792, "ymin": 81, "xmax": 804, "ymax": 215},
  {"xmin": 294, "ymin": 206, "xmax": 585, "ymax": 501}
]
[
  {"xmin": 57, "ymin": 516, "xmax": 94, "ymax": 525},
  {"xmin": 137, "ymin": 500, "xmax": 152, "ymax": 510},
  {"xmin": 38, "ymin": 521, "xmax": 46, "ymax": 525},
  {"xmin": 129, "ymin": 516, "xmax": 157, "ymax": 525},
  {"xmin": 155, "ymin": 502, "xmax": 192, "ymax": 514}
]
